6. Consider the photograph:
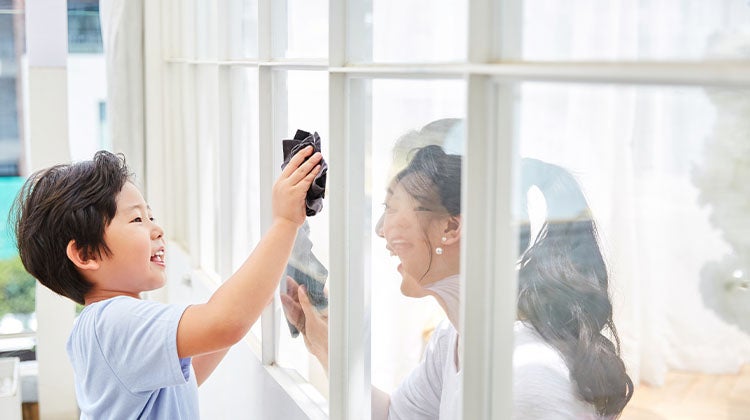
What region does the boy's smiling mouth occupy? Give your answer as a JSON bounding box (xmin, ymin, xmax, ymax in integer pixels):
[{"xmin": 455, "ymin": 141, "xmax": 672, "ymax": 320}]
[{"xmin": 151, "ymin": 249, "xmax": 165, "ymax": 264}]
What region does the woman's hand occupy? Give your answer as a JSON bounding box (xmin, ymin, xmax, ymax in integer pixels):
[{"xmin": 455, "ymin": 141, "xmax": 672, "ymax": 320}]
[
  {"xmin": 272, "ymin": 146, "xmax": 322, "ymax": 227},
  {"xmin": 281, "ymin": 276, "xmax": 330, "ymax": 372}
]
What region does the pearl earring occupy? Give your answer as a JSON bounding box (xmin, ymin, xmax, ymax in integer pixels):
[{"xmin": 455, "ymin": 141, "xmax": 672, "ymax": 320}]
[{"xmin": 435, "ymin": 237, "xmax": 447, "ymax": 255}]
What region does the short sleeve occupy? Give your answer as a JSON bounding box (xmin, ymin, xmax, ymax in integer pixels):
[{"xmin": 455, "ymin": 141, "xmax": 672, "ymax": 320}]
[
  {"xmin": 388, "ymin": 324, "xmax": 451, "ymax": 420},
  {"xmin": 93, "ymin": 297, "xmax": 191, "ymax": 393}
]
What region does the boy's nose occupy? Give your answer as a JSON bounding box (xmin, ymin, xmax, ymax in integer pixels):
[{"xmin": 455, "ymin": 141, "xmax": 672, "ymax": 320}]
[{"xmin": 151, "ymin": 223, "xmax": 164, "ymax": 240}]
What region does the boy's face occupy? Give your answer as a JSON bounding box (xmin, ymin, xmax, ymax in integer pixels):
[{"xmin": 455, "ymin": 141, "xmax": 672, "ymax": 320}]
[{"xmin": 92, "ymin": 182, "xmax": 166, "ymax": 298}]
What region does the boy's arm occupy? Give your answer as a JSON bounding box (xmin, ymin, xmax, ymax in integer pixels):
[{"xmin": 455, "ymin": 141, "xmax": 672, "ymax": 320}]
[
  {"xmin": 193, "ymin": 348, "xmax": 231, "ymax": 386},
  {"xmin": 176, "ymin": 147, "xmax": 322, "ymax": 358}
]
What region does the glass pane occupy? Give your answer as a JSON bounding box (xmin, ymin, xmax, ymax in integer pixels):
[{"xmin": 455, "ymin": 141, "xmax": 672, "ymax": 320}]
[
  {"xmin": 195, "ymin": 66, "xmax": 219, "ymax": 272},
  {"xmin": 509, "ymin": 81, "xmax": 750, "ymax": 418},
  {"xmin": 275, "ymin": 71, "xmax": 329, "ymax": 392},
  {"xmin": 229, "ymin": 0, "xmax": 258, "ymax": 58},
  {"xmin": 67, "ymin": 1, "xmax": 108, "ymax": 162},
  {"xmin": 277, "ymin": 0, "xmax": 328, "ymax": 58},
  {"xmin": 163, "ymin": 63, "xmax": 187, "ymax": 246},
  {"xmin": 230, "ymin": 66, "xmax": 263, "ymax": 340},
  {"xmin": 0, "ymin": 10, "xmax": 23, "ymax": 176},
  {"xmin": 349, "ymin": 0, "xmax": 467, "ymax": 63},
  {"xmin": 67, "ymin": 1, "xmax": 103, "ymax": 54},
  {"xmin": 516, "ymin": 0, "xmax": 750, "ymax": 61},
  {"xmin": 195, "ymin": 0, "xmax": 215, "ymax": 60},
  {"xmin": 366, "ymin": 79, "xmax": 465, "ymax": 409}
]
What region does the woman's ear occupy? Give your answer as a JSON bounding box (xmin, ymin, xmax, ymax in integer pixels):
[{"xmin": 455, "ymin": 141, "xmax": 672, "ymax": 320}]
[
  {"xmin": 442, "ymin": 215, "xmax": 462, "ymax": 245},
  {"xmin": 66, "ymin": 240, "xmax": 100, "ymax": 271}
]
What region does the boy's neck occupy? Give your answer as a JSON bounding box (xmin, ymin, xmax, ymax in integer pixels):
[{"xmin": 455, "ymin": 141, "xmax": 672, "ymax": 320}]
[{"xmin": 84, "ymin": 291, "xmax": 140, "ymax": 305}]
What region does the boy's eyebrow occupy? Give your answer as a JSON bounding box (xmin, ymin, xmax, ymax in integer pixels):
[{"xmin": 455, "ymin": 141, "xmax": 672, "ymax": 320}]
[{"xmin": 123, "ymin": 204, "xmax": 152, "ymax": 212}]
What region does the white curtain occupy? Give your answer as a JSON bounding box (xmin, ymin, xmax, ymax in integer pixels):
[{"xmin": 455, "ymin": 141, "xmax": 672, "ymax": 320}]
[
  {"xmin": 518, "ymin": 0, "xmax": 750, "ymax": 386},
  {"xmin": 99, "ymin": 0, "xmax": 145, "ymax": 183}
]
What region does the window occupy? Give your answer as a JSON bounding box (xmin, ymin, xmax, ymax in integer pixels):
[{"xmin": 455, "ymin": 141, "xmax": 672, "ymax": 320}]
[
  {"xmin": 149, "ymin": 0, "xmax": 750, "ymax": 418},
  {"xmin": 366, "ymin": 79, "xmax": 465, "ymax": 393}
]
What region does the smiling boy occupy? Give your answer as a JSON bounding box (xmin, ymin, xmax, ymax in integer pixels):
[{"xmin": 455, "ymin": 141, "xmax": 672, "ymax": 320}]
[{"xmin": 12, "ymin": 149, "xmax": 321, "ymax": 418}]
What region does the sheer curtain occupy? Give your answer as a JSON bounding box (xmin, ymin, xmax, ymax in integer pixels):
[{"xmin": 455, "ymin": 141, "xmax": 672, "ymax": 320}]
[
  {"xmin": 518, "ymin": 1, "xmax": 750, "ymax": 386},
  {"xmin": 99, "ymin": 0, "xmax": 144, "ymax": 182}
]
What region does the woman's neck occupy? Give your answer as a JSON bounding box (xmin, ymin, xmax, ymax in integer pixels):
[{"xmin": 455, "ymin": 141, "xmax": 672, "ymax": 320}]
[{"xmin": 423, "ymin": 274, "xmax": 461, "ymax": 330}]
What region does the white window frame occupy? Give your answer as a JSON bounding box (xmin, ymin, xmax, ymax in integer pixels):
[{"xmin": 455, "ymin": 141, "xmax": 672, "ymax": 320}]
[{"xmin": 144, "ymin": 0, "xmax": 750, "ymax": 419}]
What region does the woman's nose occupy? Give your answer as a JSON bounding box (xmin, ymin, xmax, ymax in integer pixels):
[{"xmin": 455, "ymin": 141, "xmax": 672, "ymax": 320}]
[{"xmin": 375, "ymin": 213, "xmax": 385, "ymax": 238}]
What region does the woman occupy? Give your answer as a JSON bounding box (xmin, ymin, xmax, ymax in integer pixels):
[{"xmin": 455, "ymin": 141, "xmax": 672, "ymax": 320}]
[{"xmin": 282, "ymin": 138, "xmax": 633, "ymax": 419}]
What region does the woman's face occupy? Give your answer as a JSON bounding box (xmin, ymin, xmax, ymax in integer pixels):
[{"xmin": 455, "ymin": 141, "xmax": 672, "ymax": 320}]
[{"xmin": 377, "ymin": 181, "xmax": 443, "ymax": 297}]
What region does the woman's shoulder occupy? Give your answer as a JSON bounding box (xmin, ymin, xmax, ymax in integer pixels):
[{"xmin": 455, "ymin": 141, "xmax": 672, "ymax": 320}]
[
  {"xmin": 513, "ymin": 321, "xmax": 569, "ymax": 374},
  {"xmin": 512, "ymin": 321, "xmax": 596, "ymax": 418},
  {"xmin": 426, "ymin": 319, "xmax": 458, "ymax": 349}
]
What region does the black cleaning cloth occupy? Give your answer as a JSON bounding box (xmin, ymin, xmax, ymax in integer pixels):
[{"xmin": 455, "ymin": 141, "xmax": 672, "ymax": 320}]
[
  {"xmin": 281, "ymin": 129, "xmax": 327, "ymax": 217},
  {"xmin": 281, "ymin": 130, "xmax": 329, "ymax": 337}
]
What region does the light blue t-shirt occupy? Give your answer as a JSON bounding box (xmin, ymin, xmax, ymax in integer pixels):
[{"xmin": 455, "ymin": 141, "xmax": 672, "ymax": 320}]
[{"xmin": 66, "ymin": 296, "xmax": 199, "ymax": 419}]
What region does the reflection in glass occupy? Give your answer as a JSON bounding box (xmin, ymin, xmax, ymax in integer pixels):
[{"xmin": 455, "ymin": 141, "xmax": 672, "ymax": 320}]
[
  {"xmin": 513, "ymin": 82, "xmax": 750, "ymax": 418},
  {"xmin": 368, "ymin": 79, "xmax": 465, "ymax": 398}
]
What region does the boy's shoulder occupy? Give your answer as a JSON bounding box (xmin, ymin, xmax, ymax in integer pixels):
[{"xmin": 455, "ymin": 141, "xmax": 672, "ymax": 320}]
[
  {"xmin": 75, "ymin": 296, "xmax": 186, "ymax": 336},
  {"xmin": 70, "ymin": 296, "xmax": 188, "ymax": 360}
]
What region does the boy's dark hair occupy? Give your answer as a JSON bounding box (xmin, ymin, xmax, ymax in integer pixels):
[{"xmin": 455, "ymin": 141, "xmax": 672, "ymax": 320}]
[{"xmin": 11, "ymin": 151, "xmax": 132, "ymax": 305}]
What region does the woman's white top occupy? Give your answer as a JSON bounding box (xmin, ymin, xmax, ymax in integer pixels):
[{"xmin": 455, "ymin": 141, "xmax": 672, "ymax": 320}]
[{"xmin": 388, "ymin": 320, "xmax": 599, "ymax": 419}]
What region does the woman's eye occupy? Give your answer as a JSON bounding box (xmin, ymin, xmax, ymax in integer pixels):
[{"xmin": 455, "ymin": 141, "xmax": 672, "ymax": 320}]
[
  {"xmin": 132, "ymin": 217, "xmax": 143, "ymax": 223},
  {"xmin": 149, "ymin": 216, "xmax": 155, "ymax": 222}
]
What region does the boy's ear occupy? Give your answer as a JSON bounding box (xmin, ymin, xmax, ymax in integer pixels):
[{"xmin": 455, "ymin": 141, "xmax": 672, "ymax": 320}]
[
  {"xmin": 66, "ymin": 240, "xmax": 100, "ymax": 271},
  {"xmin": 442, "ymin": 215, "xmax": 462, "ymax": 245}
]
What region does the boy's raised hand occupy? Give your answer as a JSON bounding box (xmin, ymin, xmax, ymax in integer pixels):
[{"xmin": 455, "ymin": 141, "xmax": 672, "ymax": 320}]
[{"xmin": 273, "ymin": 146, "xmax": 323, "ymax": 226}]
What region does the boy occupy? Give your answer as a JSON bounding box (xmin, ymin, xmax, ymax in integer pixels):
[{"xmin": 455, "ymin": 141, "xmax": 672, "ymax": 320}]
[{"xmin": 12, "ymin": 148, "xmax": 321, "ymax": 418}]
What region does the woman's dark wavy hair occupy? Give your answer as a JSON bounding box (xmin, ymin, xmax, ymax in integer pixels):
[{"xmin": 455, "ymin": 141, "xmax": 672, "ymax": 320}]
[
  {"xmin": 395, "ymin": 145, "xmax": 461, "ymax": 280},
  {"xmin": 397, "ymin": 146, "xmax": 633, "ymax": 416},
  {"xmin": 10, "ymin": 151, "xmax": 132, "ymax": 305},
  {"xmin": 517, "ymin": 158, "xmax": 633, "ymax": 417}
]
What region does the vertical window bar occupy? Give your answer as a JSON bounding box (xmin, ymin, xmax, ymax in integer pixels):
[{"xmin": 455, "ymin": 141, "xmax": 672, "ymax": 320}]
[
  {"xmin": 329, "ymin": 71, "xmax": 373, "ymax": 420},
  {"xmin": 491, "ymin": 82, "xmax": 519, "ymax": 419},
  {"xmin": 464, "ymin": 0, "xmax": 518, "ymax": 419},
  {"xmin": 258, "ymin": 0, "xmax": 272, "ymax": 60},
  {"xmin": 330, "ymin": 0, "xmax": 372, "ymax": 417},
  {"xmin": 184, "ymin": 65, "xmax": 200, "ymax": 266},
  {"xmin": 258, "ymin": 65, "xmax": 277, "ymax": 364},
  {"xmin": 216, "ymin": 0, "xmax": 234, "ymax": 279},
  {"xmin": 495, "ymin": 0, "xmax": 521, "ymax": 60},
  {"xmin": 216, "ymin": 66, "xmax": 234, "ymax": 279}
]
